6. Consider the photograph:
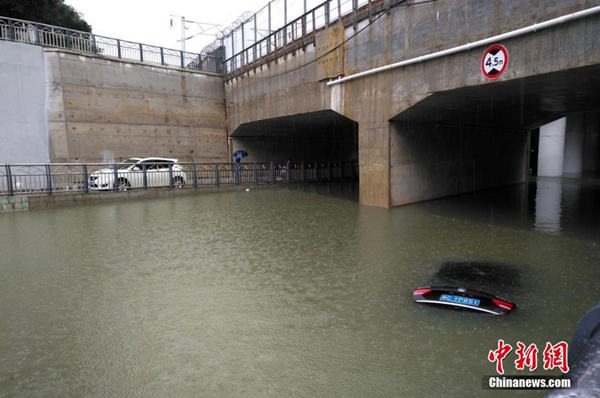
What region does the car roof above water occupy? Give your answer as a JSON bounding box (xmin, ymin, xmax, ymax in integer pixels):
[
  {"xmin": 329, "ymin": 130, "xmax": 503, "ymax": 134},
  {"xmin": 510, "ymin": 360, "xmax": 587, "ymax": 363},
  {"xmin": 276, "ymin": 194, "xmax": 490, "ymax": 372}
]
[{"xmin": 127, "ymin": 157, "xmax": 179, "ymax": 163}]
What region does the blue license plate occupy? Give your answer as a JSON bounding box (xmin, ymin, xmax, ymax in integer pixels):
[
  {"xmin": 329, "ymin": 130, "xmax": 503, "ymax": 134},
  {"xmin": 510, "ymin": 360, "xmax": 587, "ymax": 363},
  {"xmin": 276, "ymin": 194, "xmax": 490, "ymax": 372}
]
[{"xmin": 439, "ymin": 294, "xmax": 480, "ymax": 307}]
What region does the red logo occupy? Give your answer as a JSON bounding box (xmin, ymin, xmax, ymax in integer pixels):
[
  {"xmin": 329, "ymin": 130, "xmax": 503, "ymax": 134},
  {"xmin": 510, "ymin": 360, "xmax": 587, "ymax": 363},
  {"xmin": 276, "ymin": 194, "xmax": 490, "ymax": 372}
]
[
  {"xmin": 488, "ymin": 339, "xmax": 513, "ymax": 375},
  {"xmin": 488, "ymin": 340, "xmax": 569, "ymax": 374},
  {"xmin": 543, "ymin": 341, "xmax": 569, "ymax": 374},
  {"xmin": 515, "ymin": 342, "xmax": 539, "ymax": 371}
]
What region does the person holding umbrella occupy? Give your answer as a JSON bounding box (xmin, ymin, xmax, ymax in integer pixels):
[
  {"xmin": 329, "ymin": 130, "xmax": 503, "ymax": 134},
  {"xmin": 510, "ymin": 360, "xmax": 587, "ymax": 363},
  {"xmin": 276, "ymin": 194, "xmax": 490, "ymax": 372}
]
[{"xmin": 233, "ymin": 150, "xmax": 248, "ymax": 183}]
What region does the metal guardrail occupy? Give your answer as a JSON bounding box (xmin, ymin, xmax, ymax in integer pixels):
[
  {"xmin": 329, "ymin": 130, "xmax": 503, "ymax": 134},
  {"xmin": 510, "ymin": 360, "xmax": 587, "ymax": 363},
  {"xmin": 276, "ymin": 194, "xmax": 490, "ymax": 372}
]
[
  {"xmin": 0, "ymin": 161, "xmax": 358, "ymax": 196},
  {"xmin": 222, "ymin": 0, "xmax": 391, "ymax": 75},
  {"xmin": 0, "ymin": 16, "xmax": 222, "ymax": 74}
]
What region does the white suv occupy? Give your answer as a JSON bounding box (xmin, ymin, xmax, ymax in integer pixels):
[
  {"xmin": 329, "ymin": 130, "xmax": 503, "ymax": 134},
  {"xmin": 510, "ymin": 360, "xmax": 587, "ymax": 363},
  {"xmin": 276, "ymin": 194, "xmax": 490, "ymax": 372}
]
[{"xmin": 89, "ymin": 158, "xmax": 187, "ymax": 191}]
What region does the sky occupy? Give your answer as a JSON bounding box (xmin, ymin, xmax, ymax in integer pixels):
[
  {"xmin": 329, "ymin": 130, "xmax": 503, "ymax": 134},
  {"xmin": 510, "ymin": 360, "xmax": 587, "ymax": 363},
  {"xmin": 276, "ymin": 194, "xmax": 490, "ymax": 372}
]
[{"xmin": 65, "ymin": 0, "xmax": 270, "ymax": 53}]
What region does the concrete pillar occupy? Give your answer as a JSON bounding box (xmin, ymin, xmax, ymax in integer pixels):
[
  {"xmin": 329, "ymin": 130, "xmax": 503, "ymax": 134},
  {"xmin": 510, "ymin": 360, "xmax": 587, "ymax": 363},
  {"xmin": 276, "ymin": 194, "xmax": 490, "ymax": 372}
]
[
  {"xmin": 538, "ymin": 117, "xmax": 566, "ymax": 177},
  {"xmin": 582, "ymin": 111, "xmax": 600, "ymax": 175},
  {"xmin": 563, "ymin": 114, "xmax": 585, "ymax": 176}
]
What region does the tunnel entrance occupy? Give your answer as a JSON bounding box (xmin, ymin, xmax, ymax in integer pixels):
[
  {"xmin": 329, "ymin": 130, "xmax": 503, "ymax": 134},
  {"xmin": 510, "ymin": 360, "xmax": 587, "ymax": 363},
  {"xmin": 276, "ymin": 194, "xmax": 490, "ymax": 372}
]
[
  {"xmin": 230, "ymin": 110, "xmax": 359, "ymax": 201},
  {"xmin": 389, "ymin": 64, "xmax": 600, "ymax": 206},
  {"xmin": 230, "ymin": 110, "xmax": 358, "ymax": 166}
]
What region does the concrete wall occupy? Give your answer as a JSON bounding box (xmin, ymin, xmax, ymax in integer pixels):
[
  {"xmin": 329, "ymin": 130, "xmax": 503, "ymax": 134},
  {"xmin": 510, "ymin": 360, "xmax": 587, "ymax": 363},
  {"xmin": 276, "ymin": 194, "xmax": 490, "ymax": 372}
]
[
  {"xmin": 225, "ymin": 0, "xmax": 600, "ymax": 207},
  {"xmin": 45, "ymin": 50, "xmax": 228, "ymax": 163},
  {"xmin": 580, "ymin": 112, "xmax": 600, "ymax": 175},
  {"xmin": 564, "ymin": 114, "xmax": 586, "ymax": 175},
  {"xmin": 390, "ymin": 122, "xmax": 530, "ymax": 206},
  {"xmin": 0, "ymin": 41, "xmax": 49, "ymax": 163}
]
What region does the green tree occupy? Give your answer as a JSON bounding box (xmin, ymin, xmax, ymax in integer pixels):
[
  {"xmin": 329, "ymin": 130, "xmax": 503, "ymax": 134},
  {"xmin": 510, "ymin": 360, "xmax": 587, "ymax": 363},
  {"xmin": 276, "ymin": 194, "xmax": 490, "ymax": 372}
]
[{"xmin": 0, "ymin": 0, "xmax": 91, "ymax": 32}]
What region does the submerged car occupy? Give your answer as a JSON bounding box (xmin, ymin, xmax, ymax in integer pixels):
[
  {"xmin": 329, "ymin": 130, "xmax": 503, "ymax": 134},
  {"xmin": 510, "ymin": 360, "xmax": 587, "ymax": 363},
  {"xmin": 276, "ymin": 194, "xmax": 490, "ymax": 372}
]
[
  {"xmin": 89, "ymin": 157, "xmax": 187, "ymax": 191},
  {"xmin": 412, "ymin": 286, "xmax": 515, "ymax": 316}
]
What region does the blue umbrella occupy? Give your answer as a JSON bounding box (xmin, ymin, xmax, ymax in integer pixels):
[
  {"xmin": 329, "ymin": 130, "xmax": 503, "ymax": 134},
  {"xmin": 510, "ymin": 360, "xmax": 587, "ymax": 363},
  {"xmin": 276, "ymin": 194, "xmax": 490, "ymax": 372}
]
[{"xmin": 233, "ymin": 150, "xmax": 248, "ymax": 159}]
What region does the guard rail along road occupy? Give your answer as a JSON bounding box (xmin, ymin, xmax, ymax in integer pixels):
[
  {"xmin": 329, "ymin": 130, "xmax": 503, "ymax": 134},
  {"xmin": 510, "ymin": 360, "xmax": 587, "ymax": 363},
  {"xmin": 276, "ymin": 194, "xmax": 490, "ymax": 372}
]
[
  {"xmin": 0, "ymin": 161, "xmax": 358, "ymax": 196},
  {"xmin": 0, "ymin": 16, "xmax": 222, "ymax": 74}
]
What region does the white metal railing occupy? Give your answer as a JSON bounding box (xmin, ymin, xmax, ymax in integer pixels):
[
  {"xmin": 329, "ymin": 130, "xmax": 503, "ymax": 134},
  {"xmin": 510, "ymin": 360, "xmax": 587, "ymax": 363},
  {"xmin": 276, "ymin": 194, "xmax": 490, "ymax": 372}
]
[
  {"xmin": 0, "ymin": 16, "xmax": 223, "ymax": 74},
  {"xmin": 221, "ymin": 0, "xmax": 395, "ymax": 75}
]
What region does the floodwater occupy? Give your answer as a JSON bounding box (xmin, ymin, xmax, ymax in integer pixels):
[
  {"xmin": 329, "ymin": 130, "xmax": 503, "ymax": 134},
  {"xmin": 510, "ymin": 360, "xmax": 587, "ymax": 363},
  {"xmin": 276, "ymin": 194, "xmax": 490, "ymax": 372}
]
[{"xmin": 0, "ymin": 178, "xmax": 598, "ymax": 397}]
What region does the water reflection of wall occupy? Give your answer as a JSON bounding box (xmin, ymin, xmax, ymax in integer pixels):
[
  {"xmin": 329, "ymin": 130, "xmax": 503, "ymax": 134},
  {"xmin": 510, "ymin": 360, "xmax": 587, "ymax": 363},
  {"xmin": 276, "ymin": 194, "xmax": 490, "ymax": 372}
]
[{"xmin": 534, "ymin": 177, "xmax": 563, "ymax": 233}]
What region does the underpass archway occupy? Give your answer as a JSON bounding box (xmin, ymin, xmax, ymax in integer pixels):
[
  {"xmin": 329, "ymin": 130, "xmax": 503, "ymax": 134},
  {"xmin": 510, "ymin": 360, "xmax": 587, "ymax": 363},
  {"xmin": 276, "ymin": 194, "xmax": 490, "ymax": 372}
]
[
  {"xmin": 230, "ymin": 110, "xmax": 359, "ymax": 168},
  {"xmin": 389, "ymin": 64, "xmax": 600, "ymax": 206}
]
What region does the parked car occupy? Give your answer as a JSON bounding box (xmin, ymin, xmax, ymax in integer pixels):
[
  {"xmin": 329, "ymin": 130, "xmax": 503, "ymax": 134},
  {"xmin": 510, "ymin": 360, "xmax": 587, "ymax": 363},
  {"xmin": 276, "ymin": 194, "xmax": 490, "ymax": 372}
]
[{"xmin": 89, "ymin": 158, "xmax": 187, "ymax": 191}]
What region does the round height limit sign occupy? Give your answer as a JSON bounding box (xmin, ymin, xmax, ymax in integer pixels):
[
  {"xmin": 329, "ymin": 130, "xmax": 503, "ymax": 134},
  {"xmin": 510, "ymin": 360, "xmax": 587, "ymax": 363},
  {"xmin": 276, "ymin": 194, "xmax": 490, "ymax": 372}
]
[{"xmin": 481, "ymin": 45, "xmax": 508, "ymax": 79}]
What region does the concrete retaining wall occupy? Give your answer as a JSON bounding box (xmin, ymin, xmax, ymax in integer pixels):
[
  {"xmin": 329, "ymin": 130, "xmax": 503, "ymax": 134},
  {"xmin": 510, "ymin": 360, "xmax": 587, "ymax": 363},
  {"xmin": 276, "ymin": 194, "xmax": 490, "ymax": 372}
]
[
  {"xmin": 0, "ymin": 43, "xmax": 229, "ymax": 165},
  {"xmin": 45, "ymin": 50, "xmax": 228, "ymax": 163},
  {"xmin": 0, "ymin": 41, "xmax": 49, "ymax": 163},
  {"xmin": 0, "ymin": 196, "xmax": 29, "ymax": 212}
]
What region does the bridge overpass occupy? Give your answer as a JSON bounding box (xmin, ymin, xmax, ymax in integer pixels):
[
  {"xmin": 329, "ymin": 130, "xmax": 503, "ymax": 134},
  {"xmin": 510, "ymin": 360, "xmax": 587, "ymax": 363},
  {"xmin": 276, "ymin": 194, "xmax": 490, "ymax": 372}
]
[
  {"xmin": 225, "ymin": 0, "xmax": 600, "ymax": 207},
  {"xmin": 1, "ymin": 0, "xmax": 600, "ymax": 207}
]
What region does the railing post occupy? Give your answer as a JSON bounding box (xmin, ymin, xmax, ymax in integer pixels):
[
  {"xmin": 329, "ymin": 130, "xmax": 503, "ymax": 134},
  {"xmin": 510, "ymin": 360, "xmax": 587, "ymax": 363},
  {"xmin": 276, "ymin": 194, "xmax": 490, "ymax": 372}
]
[
  {"xmin": 142, "ymin": 164, "xmax": 148, "ymax": 189},
  {"xmin": 301, "ymin": 161, "xmax": 305, "ymax": 182},
  {"xmin": 267, "ymin": 2, "xmax": 272, "ymax": 53},
  {"xmin": 34, "ymin": 26, "xmax": 41, "ymax": 45},
  {"xmin": 116, "ymin": 39, "xmax": 121, "ymax": 58},
  {"xmin": 328, "ymin": 161, "xmax": 332, "ymax": 181},
  {"xmin": 302, "ymin": 15, "xmax": 307, "ymax": 37},
  {"xmin": 283, "ymin": 0, "xmax": 288, "ymax": 45},
  {"xmin": 286, "ymin": 161, "xmax": 291, "ymax": 183},
  {"xmin": 316, "ymin": 162, "xmax": 320, "ymax": 181},
  {"xmin": 82, "ymin": 164, "xmax": 89, "ymax": 193},
  {"xmin": 270, "ymin": 161, "xmax": 275, "ymax": 183},
  {"xmin": 113, "ymin": 163, "xmax": 118, "ymax": 191},
  {"xmin": 5, "ymin": 164, "xmax": 13, "ymax": 196},
  {"xmin": 91, "ymin": 34, "xmax": 97, "ymax": 53},
  {"xmin": 180, "ymin": 50, "xmax": 184, "ymax": 68},
  {"xmin": 192, "ymin": 163, "xmax": 198, "ymax": 188},
  {"xmin": 139, "ymin": 43, "xmax": 143, "ymax": 62},
  {"xmin": 160, "ymin": 47, "xmax": 165, "ymax": 65},
  {"xmin": 215, "ymin": 164, "xmax": 220, "ymax": 187},
  {"xmin": 234, "ymin": 163, "xmax": 240, "ymax": 185},
  {"xmin": 45, "ymin": 164, "xmax": 52, "ymax": 195},
  {"xmin": 241, "ymin": 22, "xmax": 245, "ymax": 66},
  {"xmin": 253, "ymin": 162, "xmax": 257, "ymax": 184},
  {"xmin": 168, "ymin": 163, "xmax": 174, "ymax": 188}
]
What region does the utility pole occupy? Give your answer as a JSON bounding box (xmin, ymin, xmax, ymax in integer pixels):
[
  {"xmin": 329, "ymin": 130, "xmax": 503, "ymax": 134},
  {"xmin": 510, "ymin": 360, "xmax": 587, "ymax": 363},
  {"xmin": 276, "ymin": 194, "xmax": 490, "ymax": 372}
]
[
  {"xmin": 170, "ymin": 14, "xmax": 224, "ymax": 53},
  {"xmin": 180, "ymin": 15, "xmax": 186, "ymax": 52}
]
